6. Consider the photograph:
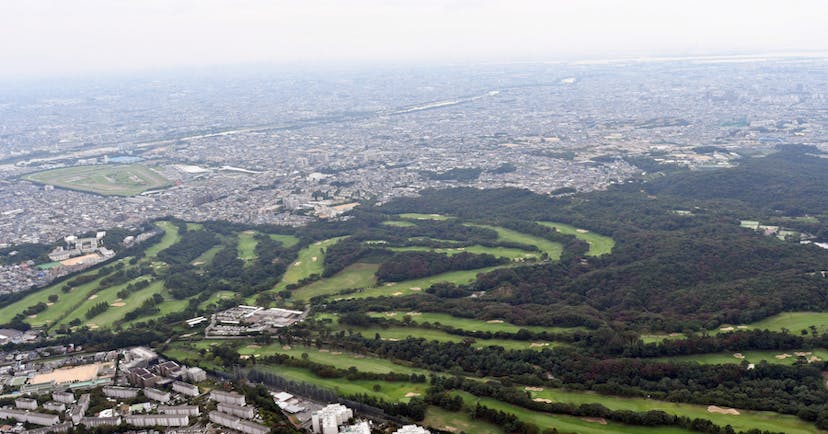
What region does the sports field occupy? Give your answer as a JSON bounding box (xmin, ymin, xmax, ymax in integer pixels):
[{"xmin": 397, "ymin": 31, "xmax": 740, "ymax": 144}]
[
  {"xmin": 23, "ymin": 164, "xmax": 171, "ymax": 196},
  {"xmin": 538, "ymin": 221, "xmax": 615, "ymax": 256}
]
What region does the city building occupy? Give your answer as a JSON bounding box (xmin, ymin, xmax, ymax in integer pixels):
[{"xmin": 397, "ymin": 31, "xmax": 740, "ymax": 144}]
[
  {"xmin": 342, "ymin": 421, "xmax": 371, "ymax": 434},
  {"xmin": 312, "ymin": 404, "xmax": 353, "ymax": 434},
  {"xmin": 22, "ymin": 421, "xmax": 72, "ymax": 434},
  {"xmin": 172, "ymin": 381, "xmax": 199, "ymax": 397},
  {"xmin": 209, "ymin": 411, "xmax": 269, "ymax": 434},
  {"xmin": 158, "ymin": 405, "xmax": 200, "ymax": 416},
  {"xmin": 184, "ymin": 367, "xmax": 206, "ymax": 383},
  {"xmin": 15, "ymin": 397, "xmax": 38, "ymax": 410},
  {"xmin": 217, "ymin": 402, "xmax": 255, "ymax": 419},
  {"xmin": 52, "ymin": 391, "xmax": 74, "ymax": 404},
  {"xmin": 42, "ymin": 401, "xmax": 66, "ymax": 412},
  {"xmin": 78, "ymin": 417, "xmax": 121, "ymax": 428},
  {"xmin": 144, "ymin": 387, "xmax": 171, "ymax": 403},
  {"xmin": 128, "ymin": 367, "xmax": 160, "ymax": 387},
  {"xmin": 210, "ymin": 390, "xmax": 245, "ymax": 406},
  {"xmin": 70, "ymin": 394, "xmax": 90, "ymax": 424},
  {"xmin": 0, "ymin": 408, "xmax": 60, "ymax": 426},
  {"xmin": 103, "ymin": 386, "xmax": 140, "ymax": 399},
  {"xmin": 125, "ymin": 414, "xmax": 189, "ymax": 427},
  {"xmin": 394, "ymin": 425, "xmax": 431, "ymax": 434}
]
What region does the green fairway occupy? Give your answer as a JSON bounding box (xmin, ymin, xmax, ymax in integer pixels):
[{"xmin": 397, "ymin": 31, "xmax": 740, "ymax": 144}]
[
  {"xmin": 348, "ymin": 266, "xmax": 504, "ymax": 299},
  {"xmin": 237, "ymin": 231, "xmax": 258, "ymax": 262},
  {"xmin": 399, "ymin": 213, "xmax": 452, "ymax": 221},
  {"xmin": 272, "ymin": 237, "xmax": 344, "ymax": 292},
  {"xmin": 423, "ymin": 406, "xmax": 504, "ymax": 434},
  {"xmin": 120, "ymin": 289, "xmax": 193, "ymax": 327},
  {"xmin": 527, "ymin": 388, "xmax": 821, "ymax": 434},
  {"xmin": 368, "ymin": 311, "xmax": 583, "ymax": 335},
  {"xmin": 23, "ymin": 164, "xmax": 171, "ymax": 196},
  {"xmin": 291, "ymin": 263, "xmax": 379, "ymax": 301},
  {"xmin": 639, "ymin": 333, "xmax": 686, "ymax": 344},
  {"xmin": 268, "ymin": 234, "xmax": 300, "ymax": 248},
  {"xmin": 741, "ymin": 311, "xmax": 828, "ymax": 334},
  {"xmin": 538, "ymin": 221, "xmax": 615, "ymax": 256},
  {"xmin": 388, "ymin": 244, "xmax": 537, "ymax": 260},
  {"xmin": 0, "ymin": 262, "xmax": 129, "ymax": 327},
  {"xmin": 452, "ymin": 391, "xmax": 696, "ymax": 434},
  {"xmin": 468, "ymin": 224, "xmax": 562, "ymax": 259},
  {"xmin": 233, "ymin": 343, "xmax": 428, "ymax": 375},
  {"xmin": 199, "ymin": 290, "xmax": 238, "ymax": 309},
  {"xmin": 382, "ymin": 220, "xmax": 417, "ymax": 227},
  {"xmin": 144, "ymin": 221, "xmax": 181, "ymax": 258},
  {"xmin": 191, "ymin": 245, "xmax": 223, "ymax": 266},
  {"xmin": 346, "ymin": 325, "xmax": 560, "ymax": 351},
  {"xmin": 56, "ymin": 277, "xmax": 160, "ymax": 329},
  {"xmin": 654, "ymin": 349, "xmax": 828, "ymax": 366}
]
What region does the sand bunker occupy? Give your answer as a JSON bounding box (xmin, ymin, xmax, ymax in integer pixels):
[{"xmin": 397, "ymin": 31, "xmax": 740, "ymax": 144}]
[
  {"xmin": 89, "ymin": 294, "xmax": 98, "ymax": 300},
  {"xmin": 27, "ymin": 315, "xmax": 37, "ymax": 319},
  {"xmin": 719, "ymin": 326, "xmax": 734, "ymax": 331},
  {"xmin": 581, "ymin": 417, "xmax": 608, "ymax": 424},
  {"xmin": 382, "ymin": 338, "xmax": 400, "ymax": 342},
  {"xmin": 392, "ymin": 292, "xmax": 403, "ymax": 296},
  {"xmin": 486, "ymin": 320, "xmax": 504, "ymax": 324},
  {"xmin": 733, "ymin": 353, "xmax": 744, "ymax": 359},
  {"xmin": 794, "ymin": 351, "xmax": 812, "ymax": 357},
  {"xmin": 110, "ymin": 302, "xmax": 126, "ymax": 307},
  {"xmin": 576, "ymin": 229, "xmax": 590, "ymax": 233},
  {"xmin": 311, "ymin": 256, "xmax": 318, "ymax": 262},
  {"xmin": 406, "ymin": 312, "xmax": 422, "ymax": 316},
  {"xmin": 736, "ymin": 325, "xmax": 748, "ymax": 329},
  {"xmin": 282, "ymin": 345, "xmax": 291, "ymax": 350},
  {"xmin": 314, "ymin": 242, "xmax": 321, "ymax": 245},
  {"xmin": 533, "ymin": 398, "xmax": 553, "ymax": 403},
  {"xmin": 319, "ymin": 349, "xmax": 329, "ymax": 352},
  {"xmin": 808, "ymin": 356, "xmax": 822, "ymax": 363},
  {"xmin": 409, "ymin": 287, "xmax": 421, "ymax": 291},
  {"xmin": 404, "ymin": 392, "xmax": 421, "ymax": 397},
  {"xmin": 46, "ymin": 302, "xmax": 54, "ymax": 306},
  {"xmin": 246, "ymin": 345, "xmax": 261, "ymax": 349},
  {"xmin": 524, "ymin": 387, "xmax": 544, "ymax": 392},
  {"xmin": 530, "ymin": 342, "xmax": 550, "ymax": 348},
  {"xmin": 775, "ymin": 353, "xmax": 792, "ymax": 360},
  {"xmin": 708, "ymin": 405, "xmax": 740, "ymax": 415},
  {"xmin": 293, "ymin": 261, "xmax": 302, "ymax": 266},
  {"xmin": 331, "ymin": 351, "xmax": 342, "ymax": 355}
]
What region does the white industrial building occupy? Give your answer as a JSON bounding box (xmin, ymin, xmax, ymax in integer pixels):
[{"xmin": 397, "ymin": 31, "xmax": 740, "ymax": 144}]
[{"xmin": 312, "ymin": 404, "xmax": 353, "ymax": 434}]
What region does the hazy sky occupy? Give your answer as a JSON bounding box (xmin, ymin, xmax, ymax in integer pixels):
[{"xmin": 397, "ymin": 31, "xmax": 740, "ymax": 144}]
[{"xmin": 2, "ymin": 0, "xmax": 827, "ymax": 78}]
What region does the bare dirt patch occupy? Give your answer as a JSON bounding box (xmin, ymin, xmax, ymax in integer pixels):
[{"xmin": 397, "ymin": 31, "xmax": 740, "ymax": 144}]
[
  {"xmin": 29, "ymin": 362, "xmax": 106, "ymax": 384},
  {"xmin": 708, "ymin": 405, "xmax": 740, "ymax": 415}
]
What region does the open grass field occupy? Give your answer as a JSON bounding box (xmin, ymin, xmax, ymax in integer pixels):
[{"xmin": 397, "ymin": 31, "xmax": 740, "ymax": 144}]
[
  {"xmin": 348, "ymin": 266, "xmax": 504, "ymax": 299},
  {"xmin": 367, "ymin": 311, "xmax": 584, "ymax": 334},
  {"xmin": 347, "ymin": 325, "xmax": 560, "ymax": 351},
  {"xmin": 237, "ymin": 231, "xmax": 258, "ymax": 262},
  {"xmin": 382, "ymin": 220, "xmax": 417, "ymax": 227},
  {"xmin": 451, "ymin": 391, "xmax": 696, "ymax": 434},
  {"xmin": 291, "ymin": 263, "xmax": 379, "ymax": 301},
  {"xmin": 144, "ymin": 221, "xmax": 181, "ymax": 257},
  {"xmin": 272, "ymin": 237, "xmax": 344, "ymax": 292},
  {"xmin": 55, "ymin": 277, "xmax": 160, "ymax": 329},
  {"xmin": 23, "ymin": 164, "xmax": 171, "ymax": 196},
  {"xmin": 527, "ymin": 388, "xmax": 821, "ymax": 434},
  {"xmin": 538, "ymin": 221, "xmax": 615, "ymax": 256},
  {"xmin": 738, "ymin": 311, "xmax": 828, "ymax": 334},
  {"xmin": 468, "ymin": 224, "xmax": 563, "ymax": 260},
  {"xmin": 423, "ymin": 406, "xmax": 505, "ymax": 434},
  {"xmin": 268, "ymin": 233, "xmax": 300, "ymax": 248},
  {"xmin": 388, "ymin": 244, "xmax": 537, "ymax": 260},
  {"xmin": 399, "ymin": 213, "xmax": 452, "ymax": 221},
  {"xmin": 653, "ymin": 349, "xmax": 828, "ymax": 366}
]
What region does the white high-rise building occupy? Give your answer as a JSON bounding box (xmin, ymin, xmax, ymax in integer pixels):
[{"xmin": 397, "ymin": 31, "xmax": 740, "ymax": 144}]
[{"xmin": 311, "ymin": 404, "xmax": 353, "ymax": 434}]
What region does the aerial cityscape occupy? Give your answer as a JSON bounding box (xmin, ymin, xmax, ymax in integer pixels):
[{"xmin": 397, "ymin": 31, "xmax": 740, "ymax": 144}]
[{"xmin": 2, "ymin": 1, "xmax": 828, "ymax": 433}]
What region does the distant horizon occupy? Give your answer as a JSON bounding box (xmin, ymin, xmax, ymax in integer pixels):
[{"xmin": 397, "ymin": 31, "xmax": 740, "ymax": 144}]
[{"xmin": 2, "ymin": 0, "xmax": 827, "ymax": 80}]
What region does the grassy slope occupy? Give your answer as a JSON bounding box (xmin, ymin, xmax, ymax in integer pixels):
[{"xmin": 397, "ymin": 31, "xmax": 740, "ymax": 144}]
[
  {"xmin": 367, "ymin": 311, "xmax": 583, "ymax": 334},
  {"xmin": 741, "ymin": 312, "xmax": 828, "ymax": 334},
  {"xmin": 423, "ymin": 406, "xmax": 505, "ymax": 434},
  {"xmin": 291, "ymin": 263, "xmax": 379, "ymax": 301},
  {"xmin": 453, "ymin": 391, "xmax": 695, "ymax": 434},
  {"xmin": 388, "ymin": 245, "xmax": 537, "ymax": 260},
  {"xmin": 56, "ymin": 277, "xmax": 160, "ymax": 329},
  {"xmin": 237, "ymin": 231, "xmax": 258, "ymax": 262},
  {"xmin": 538, "ymin": 221, "xmax": 615, "ymax": 256},
  {"xmin": 268, "ymin": 234, "xmax": 300, "ymax": 248},
  {"xmin": 350, "ymin": 266, "xmax": 504, "ymax": 299},
  {"xmin": 528, "ymin": 388, "xmax": 821, "ymax": 434},
  {"xmin": 468, "ymin": 224, "xmax": 562, "ymax": 260},
  {"xmin": 273, "ymin": 237, "xmax": 344, "ymax": 292},
  {"xmin": 653, "ymin": 349, "xmax": 828, "ymax": 366}
]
